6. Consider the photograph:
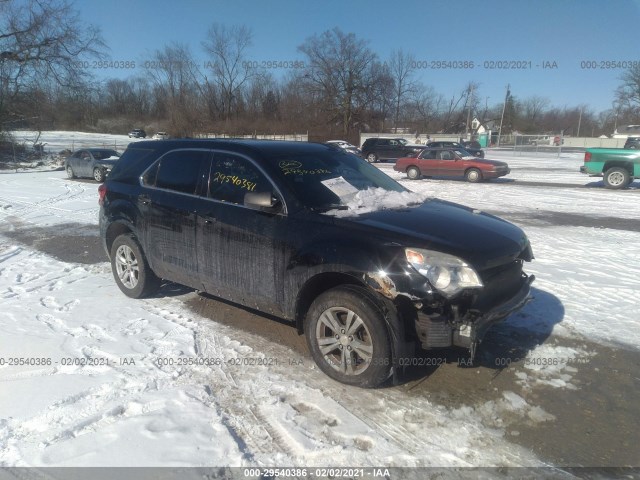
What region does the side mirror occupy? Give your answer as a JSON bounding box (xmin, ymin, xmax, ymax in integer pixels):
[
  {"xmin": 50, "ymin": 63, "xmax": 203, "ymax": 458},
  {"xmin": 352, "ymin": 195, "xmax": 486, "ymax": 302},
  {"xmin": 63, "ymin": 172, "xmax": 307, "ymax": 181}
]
[{"xmin": 244, "ymin": 191, "xmax": 280, "ymax": 210}]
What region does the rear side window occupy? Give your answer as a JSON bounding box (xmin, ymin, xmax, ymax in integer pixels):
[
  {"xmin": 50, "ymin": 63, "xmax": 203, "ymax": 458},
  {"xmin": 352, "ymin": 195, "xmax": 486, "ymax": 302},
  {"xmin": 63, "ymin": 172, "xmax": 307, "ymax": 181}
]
[
  {"xmin": 153, "ymin": 150, "xmax": 210, "ymax": 194},
  {"xmin": 208, "ymin": 153, "xmax": 271, "ymax": 204},
  {"xmin": 108, "ymin": 148, "xmax": 156, "ymax": 184},
  {"xmin": 420, "ymin": 149, "xmax": 437, "ymax": 159}
]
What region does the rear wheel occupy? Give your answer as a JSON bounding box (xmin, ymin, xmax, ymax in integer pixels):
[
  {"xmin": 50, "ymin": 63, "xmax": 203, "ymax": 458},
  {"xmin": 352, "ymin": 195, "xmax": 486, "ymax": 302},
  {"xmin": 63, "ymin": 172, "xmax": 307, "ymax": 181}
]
[
  {"xmin": 465, "ymin": 168, "xmax": 482, "ymax": 183},
  {"xmin": 603, "ymin": 167, "xmax": 630, "ymax": 189},
  {"xmin": 304, "ymin": 285, "xmax": 392, "ymax": 388},
  {"xmin": 406, "ymin": 166, "xmax": 421, "ymax": 180},
  {"xmin": 366, "ymin": 153, "xmax": 378, "ymax": 163},
  {"xmin": 110, "ymin": 234, "xmax": 160, "ymax": 298}
]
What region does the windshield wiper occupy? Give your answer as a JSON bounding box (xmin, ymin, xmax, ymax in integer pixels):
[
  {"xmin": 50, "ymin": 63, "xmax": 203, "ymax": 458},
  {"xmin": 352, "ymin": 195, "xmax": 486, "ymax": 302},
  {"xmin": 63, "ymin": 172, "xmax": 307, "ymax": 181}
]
[{"xmin": 310, "ymin": 204, "xmax": 349, "ymax": 212}]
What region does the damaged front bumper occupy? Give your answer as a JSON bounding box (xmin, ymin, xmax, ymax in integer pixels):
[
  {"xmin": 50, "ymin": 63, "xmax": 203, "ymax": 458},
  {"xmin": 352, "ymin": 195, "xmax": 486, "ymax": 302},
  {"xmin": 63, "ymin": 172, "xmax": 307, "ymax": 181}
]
[{"xmin": 415, "ymin": 273, "xmax": 535, "ymax": 356}]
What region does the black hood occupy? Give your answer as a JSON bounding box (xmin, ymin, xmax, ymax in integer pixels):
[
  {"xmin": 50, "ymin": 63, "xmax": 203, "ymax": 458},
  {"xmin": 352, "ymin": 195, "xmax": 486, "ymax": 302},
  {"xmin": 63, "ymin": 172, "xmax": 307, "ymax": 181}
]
[{"xmin": 340, "ymin": 199, "xmax": 530, "ymax": 270}]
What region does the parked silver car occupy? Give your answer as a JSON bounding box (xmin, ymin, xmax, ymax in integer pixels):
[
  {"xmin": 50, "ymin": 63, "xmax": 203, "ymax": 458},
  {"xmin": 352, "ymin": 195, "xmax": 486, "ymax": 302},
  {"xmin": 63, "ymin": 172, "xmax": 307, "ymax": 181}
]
[{"xmin": 65, "ymin": 148, "xmax": 121, "ymax": 182}]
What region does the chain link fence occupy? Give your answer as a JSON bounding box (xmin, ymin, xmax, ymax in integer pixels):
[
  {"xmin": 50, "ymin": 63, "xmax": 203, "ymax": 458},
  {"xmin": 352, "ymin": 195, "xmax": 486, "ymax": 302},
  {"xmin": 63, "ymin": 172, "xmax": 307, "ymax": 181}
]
[
  {"xmin": 1, "ymin": 131, "xmax": 310, "ymax": 170},
  {"xmin": 359, "ymin": 132, "xmax": 631, "ymax": 157}
]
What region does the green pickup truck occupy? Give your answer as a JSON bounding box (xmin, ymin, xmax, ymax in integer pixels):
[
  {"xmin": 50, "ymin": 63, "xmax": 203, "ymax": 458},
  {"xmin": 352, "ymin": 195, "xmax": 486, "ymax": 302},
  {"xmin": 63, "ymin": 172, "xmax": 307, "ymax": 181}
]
[{"xmin": 580, "ymin": 148, "xmax": 640, "ymax": 189}]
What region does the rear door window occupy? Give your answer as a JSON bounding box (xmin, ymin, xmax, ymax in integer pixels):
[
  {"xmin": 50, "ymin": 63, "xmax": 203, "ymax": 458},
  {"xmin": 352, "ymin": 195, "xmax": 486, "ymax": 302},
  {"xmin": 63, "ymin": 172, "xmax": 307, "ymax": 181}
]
[{"xmin": 146, "ymin": 150, "xmax": 210, "ymax": 195}]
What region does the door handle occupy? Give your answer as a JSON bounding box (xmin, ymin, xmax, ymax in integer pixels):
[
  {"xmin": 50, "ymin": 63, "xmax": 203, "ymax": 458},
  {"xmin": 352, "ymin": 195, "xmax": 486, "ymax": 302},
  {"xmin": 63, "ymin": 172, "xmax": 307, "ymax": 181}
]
[{"xmin": 139, "ymin": 195, "xmax": 151, "ymax": 205}]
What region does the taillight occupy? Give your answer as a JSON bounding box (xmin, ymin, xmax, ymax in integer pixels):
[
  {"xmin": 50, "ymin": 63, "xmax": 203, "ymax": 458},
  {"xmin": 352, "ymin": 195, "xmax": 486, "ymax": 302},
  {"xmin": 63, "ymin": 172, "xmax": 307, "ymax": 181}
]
[
  {"xmin": 584, "ymin": 152, "xmax": 592, "ymax": 162},
  {"xmin": 98, "ymin": 183, "xmax": 107, "ymax": 206}
]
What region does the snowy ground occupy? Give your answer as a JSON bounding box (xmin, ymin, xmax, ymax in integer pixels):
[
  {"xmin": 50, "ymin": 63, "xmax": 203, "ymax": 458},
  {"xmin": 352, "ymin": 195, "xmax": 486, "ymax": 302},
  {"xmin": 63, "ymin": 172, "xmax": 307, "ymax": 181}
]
[{"xmin": 0, "ymin": 132, "xmax": 639, "ymax": 474}]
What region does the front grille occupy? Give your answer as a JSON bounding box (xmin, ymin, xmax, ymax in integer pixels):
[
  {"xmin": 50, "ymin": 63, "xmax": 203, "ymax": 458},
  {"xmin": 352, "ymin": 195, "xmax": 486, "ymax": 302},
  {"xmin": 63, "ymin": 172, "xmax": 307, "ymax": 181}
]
[{"xmin": 473, "ymin": 260, "xmax": 524, "ymax": 312}]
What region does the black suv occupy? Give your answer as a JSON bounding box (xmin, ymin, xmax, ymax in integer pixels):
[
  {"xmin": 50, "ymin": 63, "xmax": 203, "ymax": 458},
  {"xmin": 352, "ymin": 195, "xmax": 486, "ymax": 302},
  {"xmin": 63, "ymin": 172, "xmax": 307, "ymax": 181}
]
[
  {"xmin": 624, "ymin": 137, "xmax": 640, "ymax": 149},
  {"xmin": 427, "ymin": 141, "xmax": 485, "ymax": 158},
  {"xmin": 361, "ymin": 137, "xmax": 425, "ymax": 163},
  {"xmin": 99, "ymin": 140, "xmax": 534, "ymax": 387}
]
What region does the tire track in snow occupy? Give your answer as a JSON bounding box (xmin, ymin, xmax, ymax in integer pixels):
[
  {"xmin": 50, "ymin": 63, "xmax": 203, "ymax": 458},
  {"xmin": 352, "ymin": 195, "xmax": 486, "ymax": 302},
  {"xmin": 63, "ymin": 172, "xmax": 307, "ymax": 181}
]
[
  {"xmin": 0, "ymin": 245, "xmax": 542, "ymax": 467},
  {"xmin": 0, "ymin": 179, "xmax": 96, "ymax": 223},
  {"xmin": 138, "ymin": 299, "xmax": 543, "ymax": 467}
]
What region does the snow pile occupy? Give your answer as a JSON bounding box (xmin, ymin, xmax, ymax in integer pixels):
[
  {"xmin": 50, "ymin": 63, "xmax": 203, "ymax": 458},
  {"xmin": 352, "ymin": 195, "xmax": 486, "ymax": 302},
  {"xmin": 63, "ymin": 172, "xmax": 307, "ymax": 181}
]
[
  {"xmin": 513, "ymin": 343, "xmax": 595, "ymax": 390},
  {"xmin": 324, "ymin": 188, "xmax": 429, "ymax": 217},
  {"xmin": 451, "ymin": 391, "xmax": 555, "ymax": 433}
]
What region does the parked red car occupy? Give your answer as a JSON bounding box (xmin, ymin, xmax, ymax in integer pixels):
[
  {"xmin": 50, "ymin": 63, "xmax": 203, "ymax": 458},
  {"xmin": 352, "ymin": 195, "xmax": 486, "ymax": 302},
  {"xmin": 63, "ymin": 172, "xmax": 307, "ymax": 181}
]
[{"xmin": 394, "ymin": 147, "xmax": 510, "ymax": 182}]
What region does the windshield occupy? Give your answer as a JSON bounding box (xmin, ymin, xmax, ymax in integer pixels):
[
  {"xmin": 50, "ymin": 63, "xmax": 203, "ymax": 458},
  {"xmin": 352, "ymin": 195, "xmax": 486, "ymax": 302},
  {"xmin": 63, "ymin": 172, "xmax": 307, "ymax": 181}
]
[
  {"xmin": 92, "ymin": 149, "xmax": 120, "ymax": 160},
  {"xmin": 453, "ymin": 148, "xmax": 475, "ymax": 158},
  {"xmin": 271, "ymin": 150, "xmax": 409, "ymax": 210}
]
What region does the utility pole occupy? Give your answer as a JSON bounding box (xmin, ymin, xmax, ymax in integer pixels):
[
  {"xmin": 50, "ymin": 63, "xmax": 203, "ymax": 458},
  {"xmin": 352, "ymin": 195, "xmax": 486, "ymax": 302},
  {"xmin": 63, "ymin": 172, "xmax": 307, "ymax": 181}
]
[
  {"xmin": 497, "ymin": 84, "xmax": 510, "ymax": 147},
  {"xmin": 465, "ymin": 84, "xmax": 474, "ymax": 139},
  {"xmin": 577, "ymin": 106, "xmax": 583, "ymax": 137}
]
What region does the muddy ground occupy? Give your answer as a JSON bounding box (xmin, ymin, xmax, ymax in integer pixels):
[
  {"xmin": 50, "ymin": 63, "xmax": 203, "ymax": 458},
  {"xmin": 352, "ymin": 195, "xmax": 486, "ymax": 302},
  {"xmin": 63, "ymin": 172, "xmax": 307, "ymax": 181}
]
[{"xmin": 2, "ymin": 220, "xmax": 639, "ymax": 469}]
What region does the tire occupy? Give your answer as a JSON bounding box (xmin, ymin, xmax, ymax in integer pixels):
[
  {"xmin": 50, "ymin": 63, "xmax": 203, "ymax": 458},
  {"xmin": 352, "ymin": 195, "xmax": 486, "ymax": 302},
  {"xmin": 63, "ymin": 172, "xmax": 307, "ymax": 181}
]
[
  {"xmin": 110, "ymin": 234, "xmax": 160, "ymax": 298},
  {"xmin": 66, "ymin": 165, "xmax": 75, "ymax": 179},
  {"xmin": 406, "ymin": 166, "xmax": 421, "ymax": 180},
  {"xmin": 304, "ymin": 285, "xmax": 392, "ymax": 388},
  {"xmin": 465, "ymin": 168, "xmax": 482, "ymax": 183},
  {"xmin": 93, "ymin": 167, "xmax": 106, "ymax": 182},
  {"xmin": 366, "ymin": 153, "xmax": 378, "ymax": 163},
  {"xmin": 603, "ymin": 167, "xmax": 631, "ymax": 189}
]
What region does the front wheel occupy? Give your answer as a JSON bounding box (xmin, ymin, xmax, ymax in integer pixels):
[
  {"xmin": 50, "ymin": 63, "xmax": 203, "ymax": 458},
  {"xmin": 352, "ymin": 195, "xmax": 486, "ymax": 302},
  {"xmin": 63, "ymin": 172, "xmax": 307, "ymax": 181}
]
[
  {"xmin": 465, "ymin": 168, "xmax": 482, "ymax": 183},
  {"xmin": 406, "ymin": 166, "xmax": 421, "ymax": 180},
  {"xmin": 366, "ymin": 153, "xmax": 378, "ymax": 163},
  {"xmin": 603, "ymin": 167, "xmax": 630, "ymax": 189},
  {"xmin": 304, "ymin": 285, "xmax": 392, "ymax": 388},
  {"xmin": 66, "ymin": 165, "xmax": 75, "ymax": 179},
  {"xmin": 110, "ymin": 234, "xmax": 160, "ymax": 298},
  {"xmin": 93, "ymin": 167, "xmax": 106, "ymax": 182}
]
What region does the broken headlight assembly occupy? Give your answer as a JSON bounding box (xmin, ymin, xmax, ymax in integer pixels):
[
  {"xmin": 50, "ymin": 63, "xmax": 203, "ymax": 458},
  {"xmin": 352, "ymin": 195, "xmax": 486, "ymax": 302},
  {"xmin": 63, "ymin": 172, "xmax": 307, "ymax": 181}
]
[{"xmin": 405, "ymin": 248, "xmax": 483, "ymax": 298}]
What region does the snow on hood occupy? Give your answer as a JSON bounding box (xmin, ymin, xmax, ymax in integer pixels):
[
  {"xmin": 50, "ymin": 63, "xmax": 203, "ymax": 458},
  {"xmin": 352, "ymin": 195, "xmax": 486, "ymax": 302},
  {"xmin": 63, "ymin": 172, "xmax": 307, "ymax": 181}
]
[{"xmin": 323, "ymin": 188, "xmax": 429, "ymax": 217}]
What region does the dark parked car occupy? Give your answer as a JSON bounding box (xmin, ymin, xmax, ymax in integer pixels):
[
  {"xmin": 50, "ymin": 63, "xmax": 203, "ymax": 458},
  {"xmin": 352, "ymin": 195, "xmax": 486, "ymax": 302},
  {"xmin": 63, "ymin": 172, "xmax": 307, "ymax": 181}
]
[
  {"xmin": 65, "ymin": 148, "xmax": 121, "ymax": 182},
  {"xmin": 394, "ymin": 148, "xmax": 510, "ymax": 182},
  {"xmin": 623, "ymin": 137, "xmax": 640, "ymax": 149},
  {"xmin": 427, "ymin": 141, "xmax": 485, "ymax": 158},
  {"xmin": 99, "ymin": 140, "xmax": 534, "ymax": 387},
  {"xmin": 128, "ymin": 129, "xmax": 147, "ymax": 138},
  {"xmin": 324, "ymin": 140, "xmax": 363, "ymax": 157},
  {"xmin": 361, "ymin": 137, "xmax": 425, "ymax": 163}
]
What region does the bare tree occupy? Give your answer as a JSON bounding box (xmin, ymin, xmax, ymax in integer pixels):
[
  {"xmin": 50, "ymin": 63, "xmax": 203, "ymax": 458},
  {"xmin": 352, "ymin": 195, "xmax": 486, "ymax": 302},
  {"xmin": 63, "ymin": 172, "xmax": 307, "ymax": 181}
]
[
  {"xmin": 614, "ymin": 65, "xmax": 640, "ymax": 122},
  {"xmin": 361, "ymin": 61, "xmax": 394, "ymax": 132},
  {"xmin": 441, "ymin": 85, "xmax": 473, "ymax": 133},
  {"xmin": 521, "ymin": 95, "xmax": 550, "ymax": 132},
  {"xmin": 145, "ymin": 43, "xmax": 202, "ymax": 136},
  {"xmin": 408, "ymin": 84, "xmax": 443, "ymax": 133},
  {"xmin": 202, "ymin": 24, "xmax": 253, "ymax": 122},
  {"xmin": 298, "ymin": 28, "xmax": 378, "ymax": 137},
  {"xmin": 0, "ymin": 0, "xmax": 106, "ymax": 129},
  {"xmin": 387, "ymin": 49, "xmax": 417, "ymax": 132}
]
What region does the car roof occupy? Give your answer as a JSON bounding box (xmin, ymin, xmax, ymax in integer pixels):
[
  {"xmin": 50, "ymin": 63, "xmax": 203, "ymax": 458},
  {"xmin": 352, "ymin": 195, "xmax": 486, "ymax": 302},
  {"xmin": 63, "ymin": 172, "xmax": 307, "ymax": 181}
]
[
  {"xmin": 128, "ymin": 139, "xmax": 333, "ymax": 158},
  {"xmin": 369, "ymin": 137, "xmax": 405, "ymax": 140}
]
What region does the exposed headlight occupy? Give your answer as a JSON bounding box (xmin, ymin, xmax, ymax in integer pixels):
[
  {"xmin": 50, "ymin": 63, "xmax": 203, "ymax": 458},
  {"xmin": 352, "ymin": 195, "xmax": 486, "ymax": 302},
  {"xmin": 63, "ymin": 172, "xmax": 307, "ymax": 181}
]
[{"xmin": 405, "ymin": 248, "xmax": 483, "ymax": 297}]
